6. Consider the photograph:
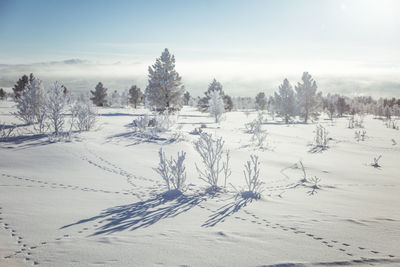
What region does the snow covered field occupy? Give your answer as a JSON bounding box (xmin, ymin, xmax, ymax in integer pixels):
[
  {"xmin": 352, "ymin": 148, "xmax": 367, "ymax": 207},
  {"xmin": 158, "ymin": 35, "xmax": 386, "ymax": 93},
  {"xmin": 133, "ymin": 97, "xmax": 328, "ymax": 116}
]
[{"xmin": 1, "ymin": 101, "xmax": 399, "ymax": 266}]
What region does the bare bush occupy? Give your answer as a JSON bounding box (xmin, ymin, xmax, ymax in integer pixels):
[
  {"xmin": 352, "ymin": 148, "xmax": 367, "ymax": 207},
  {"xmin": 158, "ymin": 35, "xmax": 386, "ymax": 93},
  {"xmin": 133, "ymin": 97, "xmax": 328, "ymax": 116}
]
[
  {"xmin": 371, "ymin": 155, "xmax": 382, "ymax": 168},
  {"xmin": 154, "ymin": 148, "xmax": 187, "ymax": 192},
  {"xmin": 299, "ymin": 161, "xmax": 308, "ymax": 183},
  {"xmin": 348, "ymin": 115, "xmax": 364, "ymax": 129},
  {"xmin": 71, "ymin": 100, "xmax": 97, "ymax": 132},
  {"xmin": 314, "ymin": 124, "xmax": 329, "ymax": 148},
  {"xmin": 385, "ymin": 119, "xmax": 399, "ymax": 130},
  {"xmin": 241, "ymin": 155, "xmax": 264, "ymax": 199},
  {"xmin": 307, "ymin": 176, "xmax": 322, "ymax": 195},
  {"xmin": 354, "ymin": 130, "xmax": 367, "ymax": 142},
  {"xmin": 0, "ymin": 122, "xmax": 16, "ymax": 140},
  {"xmin": 194, "ymin": 133, "xmax": 231, "ymax": 191}
]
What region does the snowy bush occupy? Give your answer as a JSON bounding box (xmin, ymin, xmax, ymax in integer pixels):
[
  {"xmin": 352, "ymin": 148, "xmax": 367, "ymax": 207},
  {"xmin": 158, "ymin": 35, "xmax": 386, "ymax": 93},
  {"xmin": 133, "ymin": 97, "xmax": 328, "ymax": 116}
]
[
  {"xmin": 46, "ymin": 81, "xmax": 68, "ymax": 135},
  {"xmin": 0, "ymin": 122, "xmax": 16, "ymax": 140},
  {"xmin": 194, "ymin": 133, "xmax": 231, "ymax": 191},
  {"xmin": 154, "ymin": 109, "xmax": 177, "ymax": 132},
  {"xmin": 132, "ymin": 114, "xmax": 151, "ymax": 132},
  {"xmin": 354, "ymin": 130, "xmax": 366, "ymax": 142},
  {"xmin": 348, "ymin": 115, "xmax": 364, "ymax": 129},
  {"xmin": 307, "ymin": 176, "xmax": 322, "ymax": 195},
  {"xmin": 208, "ymin": 90, "xmax": 225, "ymax": 123},
  {"xmin": 314, "ymin": 124, "xmax": 329, "ymax": 149},
  {"xmin": 71, "ymin": 99, "xmax": 97, "ymax": 132},
  {"xmin": 371, "ymin": 155, "xmax": 382, "ymax": 168},
  {"xmin": 385, "ymin": 119, "xmax": 399, "ymax": 130},
  {"xmin": 246, "ymin": 112, "xmax": 268, "ymax": 149},
  {"xmin": 154, "ymin": 148, "xmax": 187, "ymax": 192},
  {"xmin": 241, "ymin": 155, "xmax": 264, "ymax": 199},
  {"xmin": 245, "ymin": 111, "xmax": 264, "ymax": 134}
]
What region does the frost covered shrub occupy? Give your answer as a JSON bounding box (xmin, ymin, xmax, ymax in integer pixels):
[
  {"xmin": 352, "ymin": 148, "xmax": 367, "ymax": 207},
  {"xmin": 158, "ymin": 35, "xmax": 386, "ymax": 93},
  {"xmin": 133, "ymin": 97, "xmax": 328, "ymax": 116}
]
[
  {"xmin": 71, "ymin": 99, "xmax": 97, "ymax": 132},
  {"xmin": 154, "ymin": 148, "xmax": 187, "ymax": 192},
  {"xmin": 0, "ymin": 122, "xmax": 16, "ymax": 140},
  {"xmin": 348, "ymin": 115, "xmax": 364, "ymax": 129},
  {"xmin": 307, "ymin": 176, "xmax": 322, "ymax": 195},
  {"xmin": 314, "ymin": 124, "xmax": 329, "ymax": 148},
  {"xmin": 241, "ymin": 155, "xmax": 264, "ymax": 199},
  {"xmin": 251, "ymin": 124, "xmax": 268, "ymax": 149},
  {"xmin": 246, "ymin": 112, "xmax": 268, "ymax": 148},
  {"xmin": 371, "ymin": 155, "xmax": 382, "ymax": 168},
  {"xmin": 385, "ymin": 119, "xmax": 399, "ymax": 130},
  {"xmin": 208, "ymin": 90, "xmax": 225, "ymax": 123},
  {"xmin": 154, "ymin": 109, "xmax": 177, "ymax": 132},
  {"xmin": 132, "ymin": 114, "xmax": 151, "ymax": 132},
  {"xmin": 354, "ymin": 130, "xmax": 366, "ymax": 142},
  {"xmin": 46, "ymin": 81, "xmax": 68, "ymax": 135},
  {"xmin": 194, "ymin": 133, "xmax": 231, "ymax": 191},
  {"xmin": 245, "ymin": 111, "xmax": 264, "ymax": 134}
]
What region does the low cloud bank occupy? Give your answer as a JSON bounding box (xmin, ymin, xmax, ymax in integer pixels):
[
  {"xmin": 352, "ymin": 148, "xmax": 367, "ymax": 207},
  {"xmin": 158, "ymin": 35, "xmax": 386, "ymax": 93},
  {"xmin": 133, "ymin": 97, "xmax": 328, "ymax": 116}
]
[{"xmin": 0, "ymin": 59, "xmax": 399, "ymax": 98}]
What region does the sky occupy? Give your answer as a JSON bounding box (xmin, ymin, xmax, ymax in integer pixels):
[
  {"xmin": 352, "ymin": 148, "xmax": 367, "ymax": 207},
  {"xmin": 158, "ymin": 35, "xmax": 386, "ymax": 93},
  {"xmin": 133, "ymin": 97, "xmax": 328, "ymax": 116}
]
[{"xmin": 0, "ymin": 0, "xmax": 399, "ymax": 97}]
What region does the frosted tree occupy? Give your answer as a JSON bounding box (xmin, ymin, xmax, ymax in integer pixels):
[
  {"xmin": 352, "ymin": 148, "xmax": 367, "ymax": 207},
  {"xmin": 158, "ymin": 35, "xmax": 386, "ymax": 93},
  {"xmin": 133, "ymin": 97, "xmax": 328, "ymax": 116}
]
[
  {"xmin": 14, "ymin": 78, "xmax": 46, "ymax": 124},
  {"xmin": 295, "ymin": 72, "xmax": 320, "ymax": 123},
  {"xmin": 274, "ymin": 79, "xmax": 295, "ymax": 123},
  {"xmin": 145, "ymin": 48, "xmax": 185, "ymax": 112},
  {"xmin": 90, "ymin": 82, "xmax": 108, "ymax": 107},
  {"xmin": 46, "ymin": 81, "xmax": 68, "ymax": 135},
  {"xmin": 255, "ymin": 92, "xmax": 267, "ymax": 110},
  {"xmin": 128, "ymin": 85, "xmax": 143, "ymax": 108},
  {"xmin": 110, "ymin": 90, "xmax": 120, "ymax": 107},
  {"xmin": 208, "ymin": 90, "xmax": 225, "ymax": 123},
  {"xmin": 198, "ymin": 79, "xmax": 233, "ymax": 112}
]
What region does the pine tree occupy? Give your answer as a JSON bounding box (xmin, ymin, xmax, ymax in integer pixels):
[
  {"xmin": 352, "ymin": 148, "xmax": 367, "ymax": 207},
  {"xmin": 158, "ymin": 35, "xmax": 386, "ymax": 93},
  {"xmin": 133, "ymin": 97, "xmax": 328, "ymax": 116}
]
[
  {"xmin": 208, "ymin": 90, "xmax": 225, "ymax": 123},
  {"xmin": 12, "ymin": 73, "xmax": 35, "ymax": 98},
  {"xmin": 128, "ymin": 85, "xmax": 143, "ymax": 108},
  {"xmin": 0, "ymin": 88, "xmax": 6, "ymax": 100},
  {"xmin": 183, "ymin": 91, "xmax": 191, "ymax": 105},
  {"xmin": 255, "ymin": 92, "xmax": 267, "ymax": 110},
  {"xmin": 295, "ymin": 72, "xmax": 320, "ymax": 123},
  {"xmin": 274, "ymin": 79, "xmax": 296, "ymax": 123},
  {"xmin": 90, "ymin": 82, "xmax": 108, "ymax": 107},
  {"xmin": 336, "ymin": 96, "xmax": 349, "ymax": 117},
  {"xmin": 145, "ymin": 48, "xmax": 185, "ymax": 112}
]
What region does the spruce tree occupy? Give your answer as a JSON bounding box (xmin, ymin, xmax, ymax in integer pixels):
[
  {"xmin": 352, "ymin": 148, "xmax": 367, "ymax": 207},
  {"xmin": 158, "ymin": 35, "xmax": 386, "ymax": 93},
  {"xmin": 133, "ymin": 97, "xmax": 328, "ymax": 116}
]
[
  {"xmin": 295, "ymin": 72, "xmax": 320, "ymax": 123},
  {"xmin": 145, "ymin": 48, "xmax": 184, "ymax": 112},
  {"xmin": 128, "ymin": 85, "xmax": 143, "ymax": 108},
  {"xmin": 12, "ymin": 73, "xmax": 35, "ymax": 98},
  {"xmin": 274, "ymin": 79, "xmax": 295, "ymax": 123},
  {"xmin": 90, "ymin": 82, "xmax": 108, "ymax": 107}
]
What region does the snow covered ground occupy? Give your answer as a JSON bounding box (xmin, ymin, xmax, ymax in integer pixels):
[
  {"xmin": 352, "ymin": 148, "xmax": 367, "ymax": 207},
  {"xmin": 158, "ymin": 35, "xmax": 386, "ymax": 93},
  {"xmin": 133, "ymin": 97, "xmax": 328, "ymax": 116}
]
[{"xmin": 1, "ymin": 100, "xmax": 400, "ymax": 266}]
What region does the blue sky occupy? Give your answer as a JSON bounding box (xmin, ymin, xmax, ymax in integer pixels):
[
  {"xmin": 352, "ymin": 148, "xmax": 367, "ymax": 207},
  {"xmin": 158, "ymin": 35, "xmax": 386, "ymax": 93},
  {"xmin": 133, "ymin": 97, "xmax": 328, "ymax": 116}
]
[
  {"xmin": 0, "ymin": 0, "xmax": 399, "ymax": 96},
  {"xmin": 1, "ymin": 0, "xmax": 399, "ymax": 63}
]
